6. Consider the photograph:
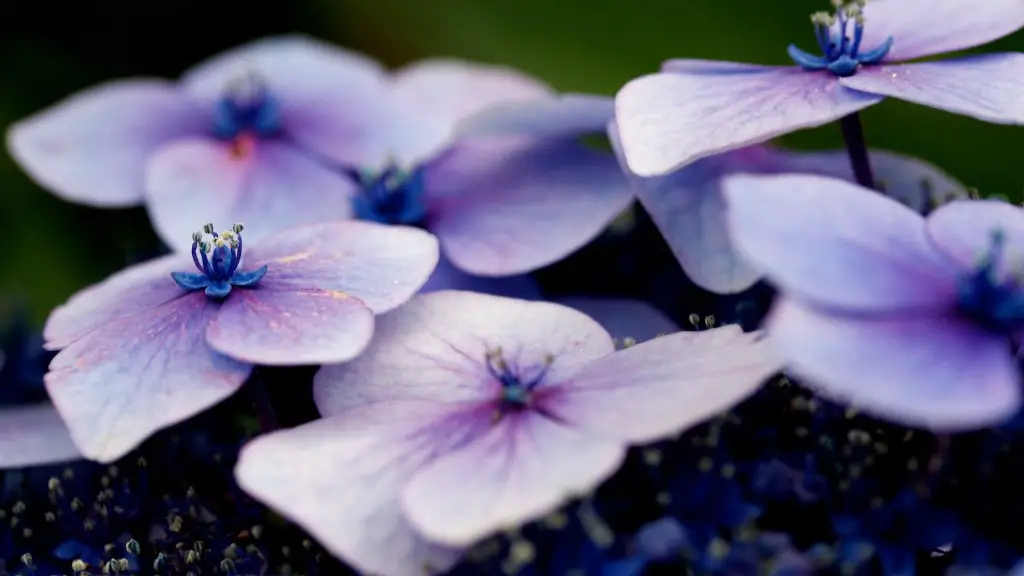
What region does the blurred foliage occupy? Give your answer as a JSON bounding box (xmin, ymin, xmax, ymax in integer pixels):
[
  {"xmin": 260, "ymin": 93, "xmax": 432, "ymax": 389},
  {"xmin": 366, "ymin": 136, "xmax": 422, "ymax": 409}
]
[{"xmin": 3, "ymin": 0, "xmax": 1023, "ymax": 322}]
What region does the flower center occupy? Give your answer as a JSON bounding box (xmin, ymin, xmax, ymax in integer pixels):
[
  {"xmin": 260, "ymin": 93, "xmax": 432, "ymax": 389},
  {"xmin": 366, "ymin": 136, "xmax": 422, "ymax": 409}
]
[
  {"xmin": 350, "ymin": 165, "xmax": 428, "ymax": 226},
  {"xmin": 957, "ymin": 230, "xmax": 1024, "ymax": 335},
  {"xmin": 485, "ymin": 348, "xmax": 554, "ymax": 414},
  {"xmin": 212, "ymin": 73, "xmax": 281, "ymax": 155},
  {"xmin": 171, "ymin": 223, "xmax": 268, "ymax": 300},
  {"xmin": 787, "ymin": 0, "xmax": 893, "ymax": 77}
]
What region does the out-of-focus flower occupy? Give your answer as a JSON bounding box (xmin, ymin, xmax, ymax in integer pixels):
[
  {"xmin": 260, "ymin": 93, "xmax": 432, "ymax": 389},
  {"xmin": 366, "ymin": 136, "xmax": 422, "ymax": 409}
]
[
  {"xmin": 614, "ymin": 0, "xmax": 1024, "ymax": 176},
  {"xmin": 42, "ymin": 221, "xmax": 438, "ymax": 462},
  {"xmin": 724, "ymin": 173, "xmax": 1024, "ymax": 430},
  {"xmin": 234, "ymin": 291, "xmax": 779, "ymax": 576}
]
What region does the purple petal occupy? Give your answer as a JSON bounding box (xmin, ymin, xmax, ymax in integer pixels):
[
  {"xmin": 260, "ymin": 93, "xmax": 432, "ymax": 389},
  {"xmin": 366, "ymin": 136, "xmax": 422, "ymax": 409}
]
[
  {"xmin": 145, "ymin": 137, "xmax": 356, "ymax": 252},
  {"xmin": 840, "ymin": 54, "xmax": 1024, "ymax": 124},
  {"xmin": 858, "ymin": 0, "xmax": 1024, "ymax": 61},
  {"xmin": 180, "ymin": 35, "xmax": 393, "ymax": 168},
  {"xmin": 723, "ymin": 173, "xmax": 958, "ymax": 312},
  {"xmin": 0, "ymin": 404, "xmax": 81, "ymax": 468},
  {"xmin": 614, "ymin": 69, "xmax": 881, "ymax": 177},
  {"xmin": 426, "ymin": 139, "xmax": 633, "ymax": 275},
  {"xmin": 926, "ymin": 199, "xmax": 1024, "ymax": 268},
  {"xmin": 549, "ymin": 326, "xmax": 779, "ymax": 443},
  {"xmin": 206, "ymin": 288, "xmax": 375, "ymax": 365},
  {"xmin": 6, "ymin": 80, "xmax": 206, "ymax": 207},
  {"xmin": 401, "ymin": 411, "xmax": 625, "ymax": 545},
  {"xmin": 245, "ymin": 220, "xmax": 439, "ymax": 314},
  {"xmin": 454, "ymin": 94, "xmax": 614, "ymax": 140},
  {"xmin": 766, "ymin": 297, "xmax": 1020, "ymax": 431},
  {"xmin": 43, "ymin": 254, "xmax": 191, "ymax": 350},
  {"xmin": 388, "ymin": 59, "xmax": 552, "ymax": 165},
  {"xmin": 45, "ymin": 294, "xmax": 251, "ymax": 462},
  {"xmin": 314, "ymin": 291, "xmax": 615, "ymax": 416},
  {"xmin": 419, "ymin": 254, "xmax": 542, "ymax": 300},
  {"xmin": 660, "ymin": 59, "xmax": 772, "ymax": 74},
  {"xmin": 234, "ymin": 399, "xmax": 477, "ymax": 576},
  {"xmin": 557, "ymin": 297, "xmax": 678, "ymax": 342}
]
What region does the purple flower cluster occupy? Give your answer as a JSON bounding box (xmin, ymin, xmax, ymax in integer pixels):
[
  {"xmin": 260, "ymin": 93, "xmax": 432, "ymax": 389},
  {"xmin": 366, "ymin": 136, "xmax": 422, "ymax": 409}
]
[{"xmin": 4, "ymin": 0, "xmax": 1024, "ymax": 574}]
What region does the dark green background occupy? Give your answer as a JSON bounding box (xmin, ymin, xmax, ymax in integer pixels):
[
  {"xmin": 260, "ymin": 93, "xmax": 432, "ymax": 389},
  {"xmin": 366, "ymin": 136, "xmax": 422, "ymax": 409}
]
[{"xmin": 3, "ymin": 0, "xmax": 1021, "ymax": 322}]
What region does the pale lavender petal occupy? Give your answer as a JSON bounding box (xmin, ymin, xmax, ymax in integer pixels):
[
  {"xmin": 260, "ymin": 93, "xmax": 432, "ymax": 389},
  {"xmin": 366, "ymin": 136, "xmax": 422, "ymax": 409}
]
[
  {"xmin": 235, "ymin": 399, "xmax": 479, "ymax": 576},
  {"xmin": 6, "ymin": 80, "xmax": 206, "ymax": 206},
  {"xmin": 45, "ymin": 294, "xmax": 251, "ymax": 462},
  {"xmin": 419, "ymin": 254, "xmax": 542, "ymax": 300},
  {"xmin": 614, "ymin": 69, "xmax": 881, "ymax": 177},
  {"xmin": 207, "ymin": 288, "xmax": 375, "ymax": 365},
  {"xmin": 245, "ymin": 220, "xmax": 439, "ymax": 314},
  {"xmin": 314, "ymin": 291, "xmax": 614, "ymax": 415},
  {"xmin": 43, "ymin": 254, "xmax": 191, "ymax": 350},
  {"xmin": 840, "ymin": 55, "xmax": 1024, "ymax": 124},
  {"xmin": 454, "ymin": 94, "xmax": 614, "ymax": 140},
  {"xmin": 401, "ymin": 411, "xmax": 625, "ymax": 545},
  {"xmin": 549, "ymin": 326, "xmax": 779, "ymax": 443},
  {"xmin": 0, "ymin": 404, "xmax": 81, "ymax": 468},
  {"xmin": 145, "ymin": 137, "xmax": 355, "ymax": 253},
  {"xmin": 626, "ymin": 143, "xmax": 970, "ymax": 294},
  {"xmin": 723, "ymin": 173, "xmax": 958, "ymax": 311},
  {"xmin": 660, "ymin": 59, "xmax": 773, "ymax": 74},
  {"xmin": 858, "ymin": 0, "xmax": 1024, "ymax": 61},
  {"xmin": 426, "ymin": 139, "xmax": 633, "ymax": 275},
  {"xmin": 557, "ymin": 297, "xmax": 678, "ymax": 342},
  {"xmin": 180, "ymin": 35, "xmax": 393, "ymax": 168},
  {"xmin": 766, "ymin": 297, "xmax": 1020, "ymax": 431},
  {"xmin": 388, "ymin": 59, "xmax": 552, "ymax": 165},
  {"xmin": 926, "ymin": 199, "xmax": 1024, "ymax": 268}
]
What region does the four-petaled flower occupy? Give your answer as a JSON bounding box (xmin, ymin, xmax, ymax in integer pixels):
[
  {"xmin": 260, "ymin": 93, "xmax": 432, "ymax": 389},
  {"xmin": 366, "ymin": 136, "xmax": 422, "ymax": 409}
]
[
  {"xmin": 723, "ymin": 173, "xmax": 1024, "ymax": 430},
  {"xmin": 42, "ymin": 221, "xmax": 439, "ymax": 462},
  {"xmin": 234, "ymin": 291, "xmax": 779, "ymax": 576},
  {"xmin": 615, "ymin": 0, "xmax": 1024, "ymax": 177}
]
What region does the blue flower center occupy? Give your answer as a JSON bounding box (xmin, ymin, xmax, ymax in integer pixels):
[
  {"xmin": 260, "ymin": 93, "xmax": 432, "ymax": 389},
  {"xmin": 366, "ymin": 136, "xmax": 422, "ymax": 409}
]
[
  {"xmin": 787, "ymin": 1, "xmax": 894, "ymax": 77},
  {"xmin": 957, "ymin": 230, "xmax": 1024, "ymax": 335},
  {"xmin": 350, "ymin": 165, "xmax": 428, "ymax": 226},
  {"xmin": 485, "ymin": 348, "xmax": 554, "ymax": 413},
  {"xmin": 171, "ymin": 223, "xmax": 268, "ymax": 300},
  {"xmin": 212, "ymin": 73, "xmax": 281, "ymax": 149}
]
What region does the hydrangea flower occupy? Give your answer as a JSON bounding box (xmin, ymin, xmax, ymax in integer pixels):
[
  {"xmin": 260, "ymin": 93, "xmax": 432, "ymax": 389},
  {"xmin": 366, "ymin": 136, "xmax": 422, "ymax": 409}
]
[
  {"xmin": 42, "ymin": 221, "xmax": 438, "ymax": 462},
  {"xmin": 234, "ymin": 291, "xmax": 780, "ymax": 576},
  {"xmin": 614, "ymin": 0, "xmax": 1024, "ymax": 176},
  {"xmin": 7, "ymin": 36, "xmax": 387, "ymax": 248},
  {"xmin": 723, "ymin": 173, "xmax": 1024, "ymax": 430},
  {"xmin": 605, "ymin": 132, "xmax": 969, "ymax": 293}
]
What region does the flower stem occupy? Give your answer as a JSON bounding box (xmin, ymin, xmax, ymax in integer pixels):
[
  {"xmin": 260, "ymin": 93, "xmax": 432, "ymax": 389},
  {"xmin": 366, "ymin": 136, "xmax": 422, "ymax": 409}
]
[{"xmin": 839, "ymin": 112, "xmax": 877, "ymax": 191}]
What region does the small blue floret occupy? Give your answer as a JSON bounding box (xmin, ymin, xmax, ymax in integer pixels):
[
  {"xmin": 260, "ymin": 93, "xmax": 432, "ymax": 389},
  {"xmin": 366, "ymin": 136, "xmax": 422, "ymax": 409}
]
[
  {"xmin": 171, "ymin": 223, "xmax": 267, "ymax": 300},
  {"xmin": 957, "ymin": 230, "xmax": 1024, "ymax": 334},
  {"xmin": 485, "ymin": 348, "xmax": 554, "ymax": 411},
  {"xmin": 212, "ymin": 73, "xmax": 281, "ymax": 140},
  {"xmin": 788, "ymin": 3, "xmax": 894, "ymax": 77},
  {"xmin": 350, "ymin": 166, "xmax": 428, "ymax": 225}
]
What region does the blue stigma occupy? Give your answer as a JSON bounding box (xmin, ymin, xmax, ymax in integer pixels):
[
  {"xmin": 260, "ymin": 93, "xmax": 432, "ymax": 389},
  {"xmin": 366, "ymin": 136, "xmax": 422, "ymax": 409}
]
[
  {"xmin": 212, "ymin": 72, "xmax": 281, "ymax": 141},
  {"xmin": 787, "ymin": 1, "xmax": 894, "ymax": 77},
  {"xmin": 485, "ymin": 348, "xmax": 554, "ymax": 412},
  {"xmin": 171, "ymin": 223, "xmax": 268, "ymax": 300},
  {"xmin": 349, "ymin": 165, "xmax": 428, "ymax": 226},
  {"xmin": 957, "ymin": 230, "xmax": 1024, "ymax": 335}
]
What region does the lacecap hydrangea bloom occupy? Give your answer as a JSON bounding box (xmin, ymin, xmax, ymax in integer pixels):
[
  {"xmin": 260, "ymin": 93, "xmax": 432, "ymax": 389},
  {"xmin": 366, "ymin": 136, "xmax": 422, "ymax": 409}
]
[
  {"xmin": 7, "ymin": 36, "xmax": 633, "ymax": 282},
  {"xmin": 42, "ymin": 220, "xmax": 438, "ymax": 462},
  {"xmin": 614, "ymin": 0, "xmax": 1024, "ymax": 177},
  {"xmin": 724, "ymin": 173, "xmax": 1024, "ymax": 430},
  {"xmin": 234, "ymin": 290, "xmax": 780, "ymax": 576}
]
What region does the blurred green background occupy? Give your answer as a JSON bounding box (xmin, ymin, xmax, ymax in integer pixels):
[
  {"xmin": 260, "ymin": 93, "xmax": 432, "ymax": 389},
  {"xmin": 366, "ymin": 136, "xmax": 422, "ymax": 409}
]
[{"xmin": 2, "ymin": 0, "xmax": 1022, "ymax": 323}]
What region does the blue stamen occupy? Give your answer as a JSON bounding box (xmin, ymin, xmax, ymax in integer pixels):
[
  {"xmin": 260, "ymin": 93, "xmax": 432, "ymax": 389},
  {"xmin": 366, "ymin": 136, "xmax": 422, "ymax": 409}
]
[
  {"xmin": 212, "ymin": 73, "xmax": 281, "ymax": 141},
  {"xmin": 171, "ymin": 224, "xmax": 267, "ymax": 300},
  {"xmin": 485, "ymin": 349, "xmax": 555, "ymax": 412},
  {"xmin": 349, "ymin": 165, "xmax": 428, "ymax": 226},
  {"xmin": 788, "ymin": 2, "xmax": 893, "ymax": 77},
  {"xmin": 957, "ymin": 230, "xmax": 1024, "ymax": 335}
]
